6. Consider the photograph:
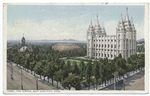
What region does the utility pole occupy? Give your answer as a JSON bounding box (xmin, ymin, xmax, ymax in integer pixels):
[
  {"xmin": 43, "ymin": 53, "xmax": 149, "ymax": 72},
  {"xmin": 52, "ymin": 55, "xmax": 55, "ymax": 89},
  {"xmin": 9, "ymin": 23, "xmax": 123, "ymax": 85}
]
[
  {"xmin": 21, "ymin": 68, "xmax": 23, "ymax": 90},
  {"xmin": 124, "ymin": 79, "xmax": 125, "ymax": 90},
  {"xmin": 11, "ymin": 62, "xmax": 13, "ymax": 80},
  {"xmin": 36, "ymin": 78, "xmax": 38, "ymax": 90},
  {"xmin": 114, "ymin": 72, "xmax": 116, "ymax": 90}
]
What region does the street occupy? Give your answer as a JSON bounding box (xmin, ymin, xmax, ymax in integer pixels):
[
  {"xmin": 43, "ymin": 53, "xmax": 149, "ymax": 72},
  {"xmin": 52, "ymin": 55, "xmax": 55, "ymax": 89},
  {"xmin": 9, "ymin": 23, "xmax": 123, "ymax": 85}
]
[
  {"xmin": 7, "ymin": 62, "xmax": 55, "ymax": 90},
  {"xmin": 102, "ymin": 71, "xmax": 144, "ymax": 90}
]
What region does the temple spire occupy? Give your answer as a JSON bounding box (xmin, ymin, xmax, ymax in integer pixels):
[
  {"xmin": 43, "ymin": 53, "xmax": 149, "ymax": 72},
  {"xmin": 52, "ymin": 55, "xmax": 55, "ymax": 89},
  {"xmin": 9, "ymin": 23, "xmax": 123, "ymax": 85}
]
[
  {"xmin": 125, "ymin": 7, "xmax": 129, "ymax": 21},
  {"xmin": 102, "ymin": 22, "xmax": 104, "ymax": 28},
  {"xmin": 120, "ymin": 13, "xmax": 123, "ymax": 23},
  {"xmin": 90, "ymin": 19, "xmax": 93, "ymax": 27},
  {"xmin": 96, "ymin": 14, "xmax": 99, "ymax": 26},
  {"xmin": 131, "ymin": 17, "xmax": 133, "ymax": 24},
  {"xmin": 102, "ymin": 22, "xmax": 105, "ymax": 31}
]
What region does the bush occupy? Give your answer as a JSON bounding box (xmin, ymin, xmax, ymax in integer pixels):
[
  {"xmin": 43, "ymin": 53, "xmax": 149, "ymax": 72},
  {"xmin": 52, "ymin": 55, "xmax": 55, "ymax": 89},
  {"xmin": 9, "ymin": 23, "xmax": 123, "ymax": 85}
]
[{"xmin": 82, "ymin": 81, "xmax": 88, "ymax": 87}]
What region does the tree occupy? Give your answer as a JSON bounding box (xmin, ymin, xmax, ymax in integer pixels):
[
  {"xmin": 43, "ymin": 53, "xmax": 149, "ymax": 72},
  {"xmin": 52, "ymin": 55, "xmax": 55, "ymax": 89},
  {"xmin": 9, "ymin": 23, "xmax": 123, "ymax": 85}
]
[
  {"xmin": 24, "ymin": 56, "xmax": 30, "ymax": 70},
  {"xmin": 93, "ymin": 61, "xmax": 100, "ymax": 89},
  {"xmin": 80, "ymin": 60, "xmax": 85, "ymax": 80},
  {"xmin": 42, "ymin": 66, "xmax": 48, "ymax": 81},
  {"xmin": 71, "ymin": 75, "xmax": 81, "ymax": 90},
  {"xmin": 33, "ymin": 61, "xmax": 43, "ymax": 79},
  {"xmin": 60, "ymin": 60, "xmax": 65, "ymax": 70},
  {"xmin": 99, "ymin": 62, "xmax": 104, "ymax": 86},
  {"xmin": 54, "ymin": 70, "xmax": 63, "ymax": 88},
  {"xmin": 46, "ymin": 62, "xmax": 58, "ymax": 86},
  {"xmin": 63, "ymin": 73, "xmax": 81, "ymax": 90},
  {"xmin": 66, "ymin": 61, "xmax": 72, "ymax": 72},
  {"xmin": 30, "ymin": 60, "xmax": 36, "ymax": 75},
  {"xmin": 118, "ymin": 54, "xmax": 122, "ymax": 59},
  {"xmin": 115, "ymin": 58, "xmax": 126, "ymax": 78},
  {"xmin": 72, "ymin": 61, "xmax": 80, "ymax": 75},
  {"xmin": 85, "ymin": 61, "xmax": 92, "ymax": 90}
]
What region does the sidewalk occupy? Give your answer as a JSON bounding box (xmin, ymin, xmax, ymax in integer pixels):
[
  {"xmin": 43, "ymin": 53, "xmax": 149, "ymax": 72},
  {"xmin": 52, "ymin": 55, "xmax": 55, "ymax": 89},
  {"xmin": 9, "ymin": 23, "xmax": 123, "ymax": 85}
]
[
  {"xmin": 81, "ymin": 68, "xmax": 144, "ymax": 90},
  {"xmin": 9, "ymin": 60, "xmax": 144, "ymax": 90}
]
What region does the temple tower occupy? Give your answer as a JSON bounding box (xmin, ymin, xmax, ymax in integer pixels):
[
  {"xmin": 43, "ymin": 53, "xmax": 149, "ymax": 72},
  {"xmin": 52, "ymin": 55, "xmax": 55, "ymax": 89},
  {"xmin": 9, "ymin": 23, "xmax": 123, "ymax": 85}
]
[{"xmin": 87, "ymin": 20, "xmax": 94, "ymax": 57}]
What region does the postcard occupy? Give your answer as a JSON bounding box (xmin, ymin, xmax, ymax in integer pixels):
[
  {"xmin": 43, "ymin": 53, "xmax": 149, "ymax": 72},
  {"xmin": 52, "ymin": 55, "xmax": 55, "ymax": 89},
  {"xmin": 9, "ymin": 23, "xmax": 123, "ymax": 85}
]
[{"xmin": 3, "ymin": 3, "xmax": 149, "ymax": 94}]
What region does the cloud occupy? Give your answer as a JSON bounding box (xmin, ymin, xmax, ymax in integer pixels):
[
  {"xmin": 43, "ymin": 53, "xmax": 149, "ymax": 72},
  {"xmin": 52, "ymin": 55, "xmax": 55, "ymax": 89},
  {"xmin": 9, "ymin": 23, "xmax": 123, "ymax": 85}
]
[
  {"xmin": 7, "ymin": 17, "xmax": 89, "ymax": 41},
  {"xmin": 7, "ymin": 16, "xmax": 144, "ymax": 41},
  {"xmin": 134, "ymin": 23, "xmax": 144, "ymax": 40}
]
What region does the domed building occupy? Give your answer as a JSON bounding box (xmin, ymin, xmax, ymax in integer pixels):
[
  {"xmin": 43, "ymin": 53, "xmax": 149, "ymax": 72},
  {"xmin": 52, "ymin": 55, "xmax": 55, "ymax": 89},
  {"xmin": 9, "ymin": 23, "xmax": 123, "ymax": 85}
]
[
  {"xmin": 18, "ymin": 35, "xmax": 33, "ymax": 54},
  {"xmin": 52, "ymin": 44, "xmax": 82, "ymax": 52}
]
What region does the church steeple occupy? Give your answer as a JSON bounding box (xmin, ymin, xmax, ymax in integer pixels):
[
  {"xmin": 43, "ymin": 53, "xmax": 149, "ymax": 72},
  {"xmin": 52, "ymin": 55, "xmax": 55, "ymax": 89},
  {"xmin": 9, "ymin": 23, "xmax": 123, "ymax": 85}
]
[
  {"xmin": 125, "ymin": 7, "xmax": 129, "ymax": 21},
  {"xmin": 21, "ymin": 34, "xmax": 26, "ymax": 46}
]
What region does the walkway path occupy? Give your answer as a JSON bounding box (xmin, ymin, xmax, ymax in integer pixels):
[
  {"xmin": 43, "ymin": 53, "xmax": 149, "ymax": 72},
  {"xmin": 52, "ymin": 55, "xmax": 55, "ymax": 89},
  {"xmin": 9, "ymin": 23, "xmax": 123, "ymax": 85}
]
[
  {"xmin": 7, "ymin": 62, "xmax": 55, "ymax": 90},
  {"xmin": 102, "ymin": 70, "xmax": 144, "ymax": 90}
]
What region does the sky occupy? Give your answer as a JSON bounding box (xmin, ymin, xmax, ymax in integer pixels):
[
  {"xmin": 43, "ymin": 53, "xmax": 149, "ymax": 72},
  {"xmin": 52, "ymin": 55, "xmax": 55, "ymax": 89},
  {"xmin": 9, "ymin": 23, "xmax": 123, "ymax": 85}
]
[{"xmin": 7, "ymin": 5, "xmax": 145, "ymax": 41}]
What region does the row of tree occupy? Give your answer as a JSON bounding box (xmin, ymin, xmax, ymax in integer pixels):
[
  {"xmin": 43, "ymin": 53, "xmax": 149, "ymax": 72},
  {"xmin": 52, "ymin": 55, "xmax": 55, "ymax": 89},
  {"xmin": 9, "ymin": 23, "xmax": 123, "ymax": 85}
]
[
  {"xmin": 136, "ymin": 45, "xmax": 145, "ymax": 52},
  {"xmin": 7, "ymin": 45, "xmax": 145, "ymax": 90}
]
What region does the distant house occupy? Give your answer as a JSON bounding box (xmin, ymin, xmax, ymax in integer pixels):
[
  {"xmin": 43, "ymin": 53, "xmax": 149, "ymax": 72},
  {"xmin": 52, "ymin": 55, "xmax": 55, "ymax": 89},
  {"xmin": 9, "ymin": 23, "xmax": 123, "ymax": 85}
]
[{"xmin": 18, "ymin": 35, "xmax": 33, "ymax": 55}]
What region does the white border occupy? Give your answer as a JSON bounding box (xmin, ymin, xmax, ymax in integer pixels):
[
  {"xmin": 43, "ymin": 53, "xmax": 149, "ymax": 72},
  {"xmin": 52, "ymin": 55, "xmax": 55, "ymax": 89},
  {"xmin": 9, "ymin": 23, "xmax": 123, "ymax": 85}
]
[{"xmin": 3, "ymin": 2, "xmax": 149, "ymax": 94}]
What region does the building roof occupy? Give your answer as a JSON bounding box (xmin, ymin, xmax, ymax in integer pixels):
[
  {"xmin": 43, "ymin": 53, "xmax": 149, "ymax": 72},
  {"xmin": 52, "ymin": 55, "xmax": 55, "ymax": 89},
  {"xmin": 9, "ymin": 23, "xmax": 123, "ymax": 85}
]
[{"xmin": 18, "ymin": 46, "xmax": 33, "ymax": 52}]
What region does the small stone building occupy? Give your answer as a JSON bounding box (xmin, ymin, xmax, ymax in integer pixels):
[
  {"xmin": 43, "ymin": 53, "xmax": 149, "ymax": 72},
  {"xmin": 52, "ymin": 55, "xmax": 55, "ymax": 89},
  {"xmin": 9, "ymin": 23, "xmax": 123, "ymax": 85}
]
[{"xmin": 18, "ymin": 35, "xmax": 33, "ymax": 54}]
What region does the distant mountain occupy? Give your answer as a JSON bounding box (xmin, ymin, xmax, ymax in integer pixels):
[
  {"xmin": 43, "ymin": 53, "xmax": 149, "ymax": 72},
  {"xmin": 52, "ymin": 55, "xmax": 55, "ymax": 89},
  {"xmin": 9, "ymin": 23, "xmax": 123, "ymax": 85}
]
[
  {"xmin": 137, "ymin": 38, "xmax": 145, "ymax": 44},
  {"xmin": 62, "ymin": 39, "xmax": 77, "ymax": 41},
  {"xmin": 7, "ymin": 39, "xmax": 86, "ymax": 44}
]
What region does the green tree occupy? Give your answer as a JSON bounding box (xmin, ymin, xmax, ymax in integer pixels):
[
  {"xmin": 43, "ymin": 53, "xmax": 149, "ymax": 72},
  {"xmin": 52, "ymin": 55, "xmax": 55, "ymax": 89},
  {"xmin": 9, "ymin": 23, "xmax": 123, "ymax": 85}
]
[
  {"xmin": 72, "ymin": 61, "xmax": 80, "ymax": 75},
  {"xmin": 60, "ymin": 60, "xmax": 65, "ymax": 70},
  {"xmin": 63, "ymin": 73, "xmax": 81, "ymax": 90},
  {"xmin": 80, "ymin": 60, "xmax": 85, "ymax": 80},
  {"xmin": 33, "ymin": 61, "xmax": 43, "ymax": 79},
  {"xmin": 30, "ymin": 60, "xmax": 36, "ymax": 75},
  {"xmin": 93, "ymin": 61, "xmax": 100, "ymax": 89},
  {"xmin": 54, "ymin": 70, "xmax": 63, "ymax": 88},
  {"xmin": 85, "ymin": 61, "xmax": 92, "ymax": 90},
  {"xmin": 115, "ymin": 58, "xmax": 126, "ymax": 78},
  {"xmin": 66, "ymin": 61, "xmax": 72, "ymax": 72},
  {"xmin": 46, "ymin": 62, "xmax": 58, "ymax": 86},
  {"xmin": 24, "ymin": 56, "xmax": 30, "ymax": 70}
]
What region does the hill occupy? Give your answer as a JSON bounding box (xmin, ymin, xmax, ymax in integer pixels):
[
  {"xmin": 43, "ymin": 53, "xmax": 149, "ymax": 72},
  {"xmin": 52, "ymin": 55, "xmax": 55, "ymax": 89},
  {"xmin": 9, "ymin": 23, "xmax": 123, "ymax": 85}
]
[{"xmin": 137, "ymin": 38, "xmax": 145, "ymax": 44}]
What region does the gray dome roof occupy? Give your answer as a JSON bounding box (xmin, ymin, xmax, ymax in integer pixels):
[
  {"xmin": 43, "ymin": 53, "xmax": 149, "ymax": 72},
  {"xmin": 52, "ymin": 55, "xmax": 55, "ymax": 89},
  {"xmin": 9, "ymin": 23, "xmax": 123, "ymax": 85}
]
[{"xmin": 19, "ymin": 46, "xmax": 33, "ymax": 52}]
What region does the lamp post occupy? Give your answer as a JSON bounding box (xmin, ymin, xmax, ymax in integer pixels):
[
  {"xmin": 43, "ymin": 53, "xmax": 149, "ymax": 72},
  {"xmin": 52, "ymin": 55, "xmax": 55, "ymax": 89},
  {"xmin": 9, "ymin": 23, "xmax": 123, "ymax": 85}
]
[
  {"xmin": 36, "ymin": 78, "xmax": 38, "ymax": 90},
  {"xmin": 21, "ymin": 68, "xmax": 23, "ymax": 90},
  {"xmin": 114, "ymin": 72, "xmax": 116, "ymax": 90},
  {"xmin": 124, "ymin": 78, "xmax": 125, "ymax": 90},
  {"xmin": 11, "ymin": 62, "xmax": 13, "ymax": 80}
]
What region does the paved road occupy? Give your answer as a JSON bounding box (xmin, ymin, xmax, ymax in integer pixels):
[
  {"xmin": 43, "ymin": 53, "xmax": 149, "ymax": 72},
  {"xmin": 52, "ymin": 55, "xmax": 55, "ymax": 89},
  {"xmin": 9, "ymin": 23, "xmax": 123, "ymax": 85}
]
[
  {"xmin": 7, "ymin": 62, "xmax": 55, "ymax": 90},
  {"xmin": 102, "ymin": 71, "xmax": 144, "ymax": 90}
]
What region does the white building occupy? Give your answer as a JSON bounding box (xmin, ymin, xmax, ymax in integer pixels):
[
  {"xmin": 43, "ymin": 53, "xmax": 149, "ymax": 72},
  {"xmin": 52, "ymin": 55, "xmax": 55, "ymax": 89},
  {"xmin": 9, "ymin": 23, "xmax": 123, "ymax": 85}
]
[{"xmin": 87, "ymin": 8, "xmax": 136, "ymax": 59}]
